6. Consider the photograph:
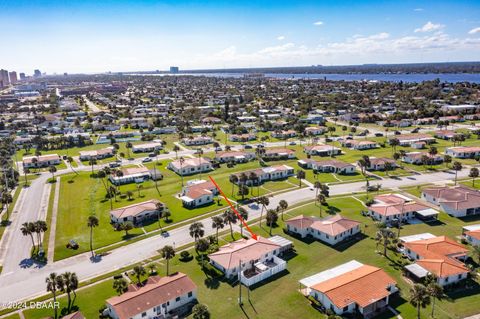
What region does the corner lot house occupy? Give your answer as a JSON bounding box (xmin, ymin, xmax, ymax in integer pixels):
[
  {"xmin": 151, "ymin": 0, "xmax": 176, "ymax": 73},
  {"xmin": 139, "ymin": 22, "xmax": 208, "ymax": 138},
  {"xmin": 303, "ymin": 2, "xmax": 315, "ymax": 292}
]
[
  {"xmin": 208, "ymin": 236, "xmax": 289, "ymax": 286},
  {"xmin": 422, "ymin": 185, "xmax": 480, "ymax": 217},
  {"xmin": 286, "ymin": 214, "xmax": 361, "ymax": 245},
  {"xmin": 23, "ymin": 154, "xmax": 61, "ymax": 168},
  {"xmin": 403, "ymin": 236, "xmax": 469, "ymax": 287},
  {"xmin": 179, "ymin": 180, "xmax": 218, "ymax": 208},
  {"xmin": 132, "ymin": 142, "xmax": 163, "ymax": 153},
  {"xmin": 168, "ymin": 157, "xmax": 213, "ymax": 176},
  {"xmin": 262, "ymin": 148, "xmax": 296, "ymax": 160},
  {"xmin": 462, "ymin": 224, "xmax": 480, "ymax": 246},
  {"xmin": 106, "ymin": 272, "xmax": 197, "ymax": 319},
  {"xmin": 368, "ymin": 194, "xmax": 438, "ymax": 224},
  {"xmin": 304, "ymin": 145, "xmax": 341, "ymax": 156},
  {"xmin": 299, "ymin": 260, "xmax": 398, "ymax": 318},
  {"xmin": 109, "ymin": 167, "xmax": 152, "ymax": 185},
  {"xmin": 215, "ymin": 151, "xmax": 255, "ymax": 163},
  {"xmin": 79, "ymin": 147, "xmax": 114, "ymax": 161},
  {"xmin": 445, "ymin": 146, "xmax": 480, "ymax": 159},
  {"xmin": 110, "ymin": 199, "xmax": 163, "ymax": 224}
]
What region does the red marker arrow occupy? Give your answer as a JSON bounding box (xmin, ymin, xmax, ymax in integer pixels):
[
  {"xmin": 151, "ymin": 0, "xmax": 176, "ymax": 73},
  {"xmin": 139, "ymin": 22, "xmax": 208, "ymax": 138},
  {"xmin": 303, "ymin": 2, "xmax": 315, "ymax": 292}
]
[{"xmin": 208, "ymin": 176, "xmax": 258, "ymax": 240}]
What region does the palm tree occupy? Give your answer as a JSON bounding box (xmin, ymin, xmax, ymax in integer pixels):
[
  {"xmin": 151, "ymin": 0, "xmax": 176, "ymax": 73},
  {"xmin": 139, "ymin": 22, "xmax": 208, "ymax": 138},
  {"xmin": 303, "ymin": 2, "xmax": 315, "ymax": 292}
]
[
  {"xmin": 113, "ymin": 278, "xmax": 128, "ymax": 295},
  {"xmin": 266, "ymin": 209, "xmax": 278, "ymax": 235},
  {"xmin": 173, "ymin": 145, "xmax": 180, "ymax": 159},
  {"xmin": 469, "ymin": 167, "xmax": 479, "ymax": 187},
  {"xmin": 48, "ymin": 165, "xmax": 57, "ymax": 182},
  {"xmin": 229, "ymin": 174, "xmax": 238, "ymax": 197},
  {"xmin": 409, "ymin": 284, "xmax": 431, "ymax": 319},
  {"xmin": 452, "ymin": 161, "xmax": 463, "ymax": 185},
  {"xmin": 443, "ymin": 154, "xmax": 452, "ymax": 169},
  {"xmin": 88, "ymin": 158, "xmax": 97, "ymax": 175},
  {"xmin": 196, "ymin": 238, "xmax": 210, "ymax": 268},
  {"xmin": 46, "ymin": 272, "xmax": 64, "ymax": 319},
  {"xmin": 237, "ymin": 207, "xmax": 248, "ymax": 237},
  {"xmin": 192, "ymin": 303, "xmax": 210, "ymax": 319},
  {"xmin": 278, "ymin": 199, "xmax": 288, "ymax": 220},
  {"xmin": 87, "ymin": 215, "xmax": 99, "ymax": 258},
  {"xmin": 155, "ymin": 202, "xmax": 165, "ymax": 231},
  {"xmin": 211, "ymin": 216, "xmax": 224, "ymax": 243},
  {"xmin": 428, "ymin": 146, "xmax": 438, "ymax": 169},
  {"xmin": 61, "ymin": 272, "xmax": 78, "ymax": 312},
  {"xmin": 119, "ymin": 221, "xmax": 134, "ymax": 236},
  {"xmin": 34, "ymin": 220, "xmax": 48, "ymax": 251},
  {"xmin": 132, "ymin": 265, "xmax": 146, "ymax": 285},
  {"xmin": 314, "ymin": 181, "xmax": 321, "ymax": 197},
  {"xmin": 258, "ymin": 196, "xmax": 270, "ymax": 227},
  {"xmin": 296, "ymin": 169, "xmax": 306, "ymax": 187},
  {"xmin": 426, "ymin": 277, "xmax": 443, "ymax": 318},
  {"xmin": 126, "ymin": 190, "xmax": 133, "ymax": 200},
  {"xmin": 389, "ymin": 138, "xmax": 400, "ymax": 156},
  {"xmin": 222, "ymin": 209, "xmax": 238, "ymax": 239},
  {"xmin": 126, "ymin": 142, "xmax": 133, "ymax": 159},
  {"xmin": 471, "ymin": 245, "xmax": 480, "ymax": 264},
  {"xmin": 179, "ymin": 157, "xmax": 185, "ymax": 186},
  {"xmin": 317, "ymin": 194, "xmax": 326, "ymax": 217},
  {"xmin": 21, "ymin": 222, "xmax": 35, "ymax": 251},
  {"xmin": 189, "ymin": 222, "xmax": 205, "ymax": 242},
  {"xmin": 375, "ymin": 228, "xmax": 396, "ymax": 257},
  {"xmin": 160, "ymin": 245, "xmax": 175, "ymax": 275},
  {"xmin": 67, "ymin": 156, "xmax": 78, "ymax": 175}
]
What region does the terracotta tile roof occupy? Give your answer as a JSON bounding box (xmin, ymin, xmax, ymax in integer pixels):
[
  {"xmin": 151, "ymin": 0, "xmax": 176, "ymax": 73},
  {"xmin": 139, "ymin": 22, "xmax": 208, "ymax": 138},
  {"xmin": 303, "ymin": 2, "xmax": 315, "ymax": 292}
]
[
  {"xmin": 208, "ymin": 237, "xmax": 280, "ymax": 270},
  {"xmin": 447, "ymin": 146, "xmax": 480, "ymax": 153},
  {"xmin": 106, "ymin": 273, "xmax": 196, "ymax": 319},
  {"xmin": 394, "ymin": 133, "xmax": 435, "ymax": 142},
  {"xmin": 169, "ymin": 157, "xmax": 211, "ymax": 170},
  {"xmin": 120, "ymin": 166, "xmax": 150, "ymax": 176},
  {"xmin": 264, "ymin": 148, "xmax": 295, "ymax": 155},
  {"xmin": 61, "ymin": 312, "xmax": 85, "ymax": 319},
  {"xmin": 183, "ymin": 180, "xmax": 216, "ymax": 200},
  {"xmin": 369, "ymin": 201, "xmax": 431, "ymax": 217},
  {"xmin": 423, "ymin": 185, "xmax": 480, "ymax": 210},
  {"xmin": 286, "ymin": 214, "xmax": 360, "ymax": 236},
  {"xmin": 416, "ymin": 259, "xmax": 469, "ymax": 277},
  {"xmin": 311, "ymin": 265, "xmax": 396, "ymax": 308},
  {"xmin": 465, "ymin": 229, "xmax": 480, "ymax": 240},
  {"xmin": 110, "ymin": 199, "xmax": 161, "ymax": 219},
  {"xmin": 304, "ymin": 145, "xmax": 338, "ymax": 152},
  {"xmin": 23, "ymin": 154, "xmax": 60, "ymax": 164},
  {"xmin": 369, "ymin": 157, "xmax": 396, "ymax": 165}
]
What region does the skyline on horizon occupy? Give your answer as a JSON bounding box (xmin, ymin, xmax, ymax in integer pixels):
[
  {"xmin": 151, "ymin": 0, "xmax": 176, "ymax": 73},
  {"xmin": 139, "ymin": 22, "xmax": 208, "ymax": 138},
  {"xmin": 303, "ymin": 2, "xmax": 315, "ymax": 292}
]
[{"xmin": 1, "ymin": 0, "xmax": 480, "ymax": 74}]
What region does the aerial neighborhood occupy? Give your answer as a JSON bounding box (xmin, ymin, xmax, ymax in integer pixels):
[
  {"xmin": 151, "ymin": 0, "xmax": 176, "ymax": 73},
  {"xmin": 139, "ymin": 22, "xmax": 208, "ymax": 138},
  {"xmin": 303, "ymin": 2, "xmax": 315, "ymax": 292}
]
[{"xmin": 0, "ymin": 65, "xmax": 480, "ymax": 319}]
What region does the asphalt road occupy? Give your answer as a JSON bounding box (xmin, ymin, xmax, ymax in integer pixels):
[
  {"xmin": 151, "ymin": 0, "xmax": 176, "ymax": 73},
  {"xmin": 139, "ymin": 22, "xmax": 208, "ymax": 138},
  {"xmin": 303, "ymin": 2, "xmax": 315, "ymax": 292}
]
[{"xmin": 0, "ymin": 164, "xmax": 471, "ymax": 304}]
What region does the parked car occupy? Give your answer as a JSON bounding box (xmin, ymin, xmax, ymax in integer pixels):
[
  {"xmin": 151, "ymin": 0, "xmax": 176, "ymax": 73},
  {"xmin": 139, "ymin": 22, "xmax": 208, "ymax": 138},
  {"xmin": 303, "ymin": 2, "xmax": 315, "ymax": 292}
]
[
  {"xmin": 142, "ymin": 157, "xmax": 152, "ymax": 163},
  {"xmin": 215, "ymin": 147, "xmax": 222, "ymax": 151},
  {"xmin": 394, "ymin": 131, "xmax": 401, "ymax": 135},
  {"xmin": 109, "ymin": 162, "xmax": 120, "ymax": 168},
  {"xmin": 148, "ymin": 153, "xmax": 156, "ymax": 157},
  {"xmin": 289, "ymin": 141, "xmax": 296, "ymax": 145},
  {"xmin": 244, "ymin": 144, "xmax": 253, "ymax": 149},
  {"xmin": 411, "ymin": 128, "xmax": 420, "ymax": 133},
  {"xmin": 375, "ymin": 133, "xmax": 384, "ymax": 137}
]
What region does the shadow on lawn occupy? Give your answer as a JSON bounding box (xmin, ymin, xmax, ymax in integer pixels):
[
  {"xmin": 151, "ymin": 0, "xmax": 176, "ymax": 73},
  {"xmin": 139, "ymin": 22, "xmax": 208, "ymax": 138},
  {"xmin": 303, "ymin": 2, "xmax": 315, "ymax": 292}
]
[
  {"xmin": 444, "ymin": 278, "xmax": 480, "ymax": 301},
  {"xmin": 332, "ymin": 233, "xmax": 368, "ymax": 252}
]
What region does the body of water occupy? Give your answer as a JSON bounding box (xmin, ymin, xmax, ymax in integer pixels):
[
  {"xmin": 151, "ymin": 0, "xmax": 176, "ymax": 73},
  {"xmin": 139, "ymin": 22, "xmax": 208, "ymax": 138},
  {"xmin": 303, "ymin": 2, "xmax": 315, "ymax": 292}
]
[{"xmin": 134, "ymin": 72, "xmax": 480, "ymax": 83}]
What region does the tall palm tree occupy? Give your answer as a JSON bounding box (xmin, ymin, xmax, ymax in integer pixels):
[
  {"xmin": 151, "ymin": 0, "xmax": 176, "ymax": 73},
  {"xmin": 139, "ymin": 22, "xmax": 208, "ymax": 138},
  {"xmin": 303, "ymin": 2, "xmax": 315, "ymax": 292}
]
[
  {"xmin": 469, "ymin": 167, "xmax": 479, "ymax": 187},
  {"xmin": 46, "ymin": 272, "xmax": 64, "ymax": 319},
  {"xmin": 317, "ymin": 194, "xmax": 326, "ymax": 217},
  {"xmin": 266, "ymin": 209, "xmax": 278, "ymax": 235},
  {"xmin": 375, "ymin": 228, "xmax": 396, "ymax": 257},
  {"xmin": 173, "ymin": 145, "xmax": 180, "ymax": 159},
  {"xmin": 87, "ymin": 215, "xmax": 99, "ymax": 258},
  {"xmin": 155, "ymin": 202, "xmax": 165, "ymax": 232},
  {"xmin": 278, "ymin": 199, "xmax": 288, "ymax": 220},
  {"xmin": 426, "ymin": 276, "xmax": 443, "ymax": 318},
  {"xmin": 160, "ymin": 245, "xmax": 175, "ymax": 275},
  {"xmin": 409, "ymin": 284, "xmax": 431, "ymax": 319},
  {"xmin": 195, "ymin": 238, "xmax": 210, "ymax": 268},
  {"xmin": 34, "ymin": 220, "xmax": 48, "ymax": 251},
  {"xmin": 126, "ymin": 142, "xmax": 133, "ymax": 159},
  {"xmin": 237, "ymin": 207, "xmax": 248, "ymax": 237},
  {"xmin": 222, "ymin": 209, "xmax": 238, "ymax": 239},
  {"xmin": 189, "ymin": 222, "xmax": 205, "ymax": 242},
  {"xmin": 179, "ymin": 157, "xmax": 185, "ymax": 186},
  {"xmin": 452, "ymin": 161, "xmax": 463, "ymax": 185},
  {"xmin": 229, "ymin": 174, "xmax": 238, "ymax": 197},
  {"xmin": 314, "ymin": 181, "xmax": 321, "ymax": 197},
  {"xmin": 389, "ymin": 138, "xmax": 400, "ymax": 156},
  {"xmin": 296, "ymin": 169, "xmax": 306, "ymax": 187},
  {"xmin": 61, "ymin": 272, "xmax": 79, "ymax": 312},
  {"xmin": 211, "ymin": 216, "xmax": 224, "ymax": 243},
  {"xmin": 258, "ymin": 196, "xmax": 270, "ymax": 227},
  {"xmin": 67, "ymin": 156, "xmax": 78, "ymax": 175},
  {"xmin": 21, "ymin": 222, "xmax": 35, "ymax": 251}
]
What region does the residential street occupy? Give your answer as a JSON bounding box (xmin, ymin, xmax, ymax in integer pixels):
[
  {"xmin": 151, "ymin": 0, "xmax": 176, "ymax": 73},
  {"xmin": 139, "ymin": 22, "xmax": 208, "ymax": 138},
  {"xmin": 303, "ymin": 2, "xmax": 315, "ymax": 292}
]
[{"xmin": 0, "ymin": 163, "xmax": 472, "ymax": 304}]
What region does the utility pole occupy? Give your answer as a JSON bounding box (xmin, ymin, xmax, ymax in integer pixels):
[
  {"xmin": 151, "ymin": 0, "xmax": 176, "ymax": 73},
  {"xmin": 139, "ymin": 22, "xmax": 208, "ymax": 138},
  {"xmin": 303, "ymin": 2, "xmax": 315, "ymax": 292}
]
[{"xmin": 238, "ymin": 259, "xmax": 243, "ymax": 306}]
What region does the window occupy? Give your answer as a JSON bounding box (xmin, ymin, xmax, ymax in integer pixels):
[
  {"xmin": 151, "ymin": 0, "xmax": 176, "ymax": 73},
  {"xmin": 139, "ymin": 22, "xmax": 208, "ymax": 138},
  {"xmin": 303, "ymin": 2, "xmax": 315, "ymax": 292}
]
[
  {"xmin": 142, "ymin": 312, "xmax": 147, "ymax": 317},
  {"xmin": 176, "ymin": 296, "xmax": 181, "ymax": 302},
  {"xmin": 188, "ymin": 291, "xmax": 193, "ymax": 298}
]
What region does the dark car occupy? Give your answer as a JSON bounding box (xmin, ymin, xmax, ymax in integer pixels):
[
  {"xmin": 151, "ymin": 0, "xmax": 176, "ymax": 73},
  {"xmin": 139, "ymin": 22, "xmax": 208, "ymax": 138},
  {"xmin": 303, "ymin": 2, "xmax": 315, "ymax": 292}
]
[{"xmin": 375, "ymin": 133, "xmax": 384, "ymax": 137}]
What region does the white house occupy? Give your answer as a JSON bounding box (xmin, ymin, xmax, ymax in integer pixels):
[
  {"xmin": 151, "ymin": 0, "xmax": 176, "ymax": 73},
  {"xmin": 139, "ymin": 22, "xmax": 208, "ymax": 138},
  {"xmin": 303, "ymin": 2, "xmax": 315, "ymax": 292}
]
[
  {"xmin": 304, "ymin": 145, "xmax": 341, "ymax": 156},
  {"xmin": 214, "ymin": 151, "xmax": 255, "ymax": 163},
  {"xmin": 132, "ymin": 142, "xmax": 163, "ymax": 153},
  {"xmin": 22, "ymin": 154, "xmax": 61, "ymax": 168},
  {"xmin": 106, "ymin": 272, "xmax": 197, "ymax": 319},
  {"xmin": 110, "ymin": 199, "xmax": 164, "ymax": 224},
  {"xmin": 231, "ymin": 165, "xmax": 295, "ymax": 185},
  {"xmin": 445, "ymin": 146, "xmax": 480, "ymax": 159},
  {"xmin": 341, "ymin": 140, "xmax": 378, "ymax": 150},
  {"xmin": 109, "ymin": 167, "xmax": 152, "ymax": 185},
  {"xmin": 298, "ymin": 159, "xmax": 356, "ymax": 174},
  {"xmin": 182, "ymin": 136, "xmax": 213, "ymax": 146},
  {"xmin": 392, "ymin": 134, "xmax": 435, "ymax": 147},
  {"xmin": 403, "ymin": 236, "xmax": 469, "ymax": 287},
  {"xmin": 271, "ymin": 130, "xmax": 297, "ymax": 139},
  {"xmin": 79, "ymin": 147, "xmax": 114, "ymax": 161},
  {"xmin": 229, "ymin": 133, "xmax": 256, "ymax": 142},
  {"xmin": 368, "ymin": 194, "xmax": 438, "ymax": 224},
  {"xmin": 463, "ymin": 224, "xmax": 480, "ymax": 246},
  {"xmin": 401, "ymin": 152, "xmax": 443, "ymax": 165},
  {"xmin": 364, "ymin": 158, "xmax": 397, "ymax": 171},
  {"xmin": 167, "ymin": 157, "xmax": 213, "ymax": 176},
  {"xmin": 179, "ymin": 180, "xmax": 218, "ymax": 208},
  {"xmin": 299, "ymin": 260, "xmax": 398, "ymax": 318},
  {"xmin": 304, "ymin": 126, "xmax": 325, "ymax": 136},
  {"xmin": 262, "ymin": 148, "xmax": 296, "ymax": 160},
  {"xmin": 422, "ymin": 185, "xmax": 480, "ymax": 217},
  {"xmin": 286, "ymin": 214, "xmax": 361, "ymax": 245}
]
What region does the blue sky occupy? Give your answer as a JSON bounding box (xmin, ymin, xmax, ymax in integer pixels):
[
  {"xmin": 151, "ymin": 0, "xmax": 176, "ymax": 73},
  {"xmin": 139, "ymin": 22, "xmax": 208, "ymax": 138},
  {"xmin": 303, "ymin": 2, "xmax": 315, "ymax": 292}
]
[{"xmin": 1, "ymin": 0, "xmax": 480, "ymax": 74}]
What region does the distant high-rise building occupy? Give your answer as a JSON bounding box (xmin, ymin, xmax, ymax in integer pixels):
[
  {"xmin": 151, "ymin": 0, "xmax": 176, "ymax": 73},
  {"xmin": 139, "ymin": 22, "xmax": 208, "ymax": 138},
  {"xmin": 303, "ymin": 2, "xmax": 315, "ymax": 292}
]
[
  {"xmin": 170, "ymin": 66, "xmax": 179, "ymax": 74},
  {"xmin": 0, "ymin": 69, "xmax": 9, "ymax": 87},
  {"xmin": 19, "ymin": 73, "xmax": 26, "ymax": 80},
  {"xmin": 9, "ymin": 71, "xmax": 17, "ymax": 84},
  {"xmin": 34, "ymin": 69, "xmax": 41, "ymax": 77}
]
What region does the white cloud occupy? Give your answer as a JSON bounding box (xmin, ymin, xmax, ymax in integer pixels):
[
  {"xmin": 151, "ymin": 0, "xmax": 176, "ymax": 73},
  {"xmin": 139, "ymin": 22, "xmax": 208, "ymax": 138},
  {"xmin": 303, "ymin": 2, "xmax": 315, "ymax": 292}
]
[
  {"xmin": 414, "ymin": 8, "xmax": 424, "ymax": 12},
  {"xmin": 313, "ymin": 21, "xmax": 324, "ymax": 26},
  {"xmin": 468, "ymin": 27, "xmax": 480, "ymax": 34},
  {"xmin": 414, "ymin": 21, "xmax": 445, "ymax": 33},
  {"xmin": 277, "ymin": 35, "xmax": 285, "ymax": 41}
]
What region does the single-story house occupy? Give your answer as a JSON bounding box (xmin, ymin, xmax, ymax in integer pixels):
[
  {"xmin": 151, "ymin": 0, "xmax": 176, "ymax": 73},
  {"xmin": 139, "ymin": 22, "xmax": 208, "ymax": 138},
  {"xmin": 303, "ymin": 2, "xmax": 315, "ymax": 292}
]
[
  {"xmin": 401, "ymin": 152, "xmax": 443, "ymax": 165},
  {"xmin": 182, "ymin": 136, "xmax": 213, "ymax": 146},
  {"xmin": 109, "ymin": 167, "xmax": 152, "ymax": 185},
  {"xmin": 106, "ymin": 272, "xmax": 197, "ymax": 319},
  {"xmin": 180, "ymin": 180, "xmax": 218, "ymax": 208},
  {"xmin": 341, "ymin": 140, "xmax": 378, "ymax": 150},
  {"xmin": 304, "ymin": 145, "xmax": 341, "ymax": 157},
  {"xmin": 364, "ymin": 158, "xmax": 397, "ymax": 171},
  {"xmin": 23, "ymin": 154, "xmax": 61, "ymax": 168},
  {"xmin": 168, "ymin": 157, "xmax": 213, "ymax": 176},
  {"xmin": 462, "ymin": 224, "xmax": 480, "ymax": 246},
  {"xmin": 215, "ymin": 151, "xmax": 255, "ymax": 163},
  {"xmin": 271, "ymin": 130, "xmax": 297, "ymax": 139},
  {"xmin": 286, "ymin": 214, "xmax": 361, "ymax": 245},
  {"xmin": 79, "ymin": 147, "xmax": 114, "ymax": 161},
  {"xmin": 445, "ymin": 146, "xmax": 480, "ymax": 159},
  {"xmin": 110, "ymin": 199, "xmax": 164, "ymax": 224},
  {"xmin": 304, "ymin": 126, "xmax": 325, "ymax": 136},
  {"xmin": 422, "ymin": 185, "xmax": 480, "ymax": 217},
  {"xmin": 230, "ymin": 165, "xmax": 295, "ymax": 185},
  {"xmin": 132, "ymin": 142, "xmax": 163, "ymax": 153},
  {"xmin": 299, "ymin": 260, "xmax": 398, "ymax": 318},
  {"xmin": 229, "ymin": 133, "xmax": 256, "ymax": 142},
  {"xmin": 434, "ymin": 130, "xmax": 461, "ymax": 140},
  {"xmin": 298, "ymin": 159, "xmax": 355, "ymax": 174},
  {"xmin": 392, "ymin": 134, "xmax": 435, "ymax": 147},
  {"xmin": 262, "ymin": 148, "xmax": 296, "ymax": 160}
]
